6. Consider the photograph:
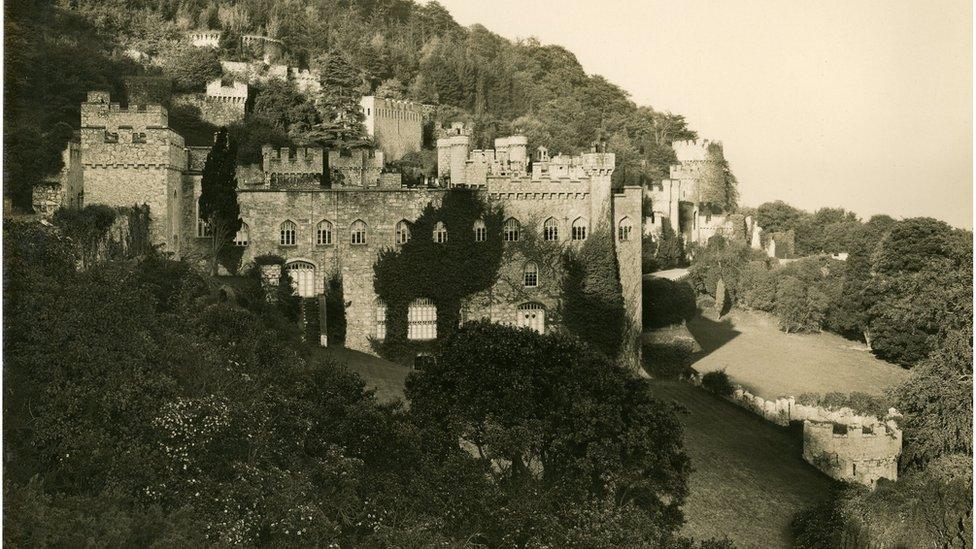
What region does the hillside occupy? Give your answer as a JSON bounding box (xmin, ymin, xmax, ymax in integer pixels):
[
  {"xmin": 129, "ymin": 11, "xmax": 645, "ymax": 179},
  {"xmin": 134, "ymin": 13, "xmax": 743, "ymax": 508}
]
[{"xmin": 4, "ymin": 0, "xmax": 705, "ymax": 208}]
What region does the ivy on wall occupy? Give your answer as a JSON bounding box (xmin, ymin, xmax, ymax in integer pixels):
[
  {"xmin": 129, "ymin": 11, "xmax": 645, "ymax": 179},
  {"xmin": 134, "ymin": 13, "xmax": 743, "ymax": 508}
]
[
  {"xmin": 491, "ymin": 216, "xmax": 568, "ymax": 326},
  {"xmin": 52, "ymin": 204, "xmax": 151, "ymax": 268},
  {"xmin": 562, "ymin": 229, "xmax": 627, "ymax": 358},
  {"xmin": 325, "ymin": 271, "xmax": 347, "ymax": 345},
  {"xmin": 372, "ymin": 189, "xmax": 504, "ymax": 363}
]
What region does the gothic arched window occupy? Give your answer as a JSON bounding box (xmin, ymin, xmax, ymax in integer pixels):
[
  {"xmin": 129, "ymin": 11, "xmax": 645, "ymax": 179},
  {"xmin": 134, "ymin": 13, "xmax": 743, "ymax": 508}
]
[
  {"xmin": 473, "ymin": 219, "xmax": 487, "ymax": 242},
  {"xmin": 395, "ymin": 220, "xmax": 411, "ymax": 245},
  {"xmin": 543, "ymin": 217, "xmax": 559, "ymax": 241},
  {"xmin": 617, "ymin": 217, "xmax": 633, "ymax": 242},
  {"xmin": 280, "ymin": 220, "xmax": 297, "ymax": 246},
  {"xmin": 408, "ymin": 298, "xmax": 437, "ymax": 340},
  {"xmin": 316, "ymin": 219, "xmax": 334, "ymax": 246},
  {"xmin": 433, "ymin": 221, "xmax": 448, "ymax": 243},
  {"xmin": 234, "ymin": 222, "xmax": 249, "ymax": 246},
  {"xmin": 571, "ymin": 217, "xmax": 587, "ymax": 241},
  {"xmin": 350, "ymin": 219, "xmax": 368, "ymax": 245},
  {"xmin": 504, "ymin": 218, "xmax": 521, "ymax": 242}
]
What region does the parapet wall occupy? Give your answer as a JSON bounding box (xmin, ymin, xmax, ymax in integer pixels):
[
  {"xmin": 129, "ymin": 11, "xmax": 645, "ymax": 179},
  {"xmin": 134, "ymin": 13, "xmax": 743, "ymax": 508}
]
[
  {"xmin": 672, "ymin": 139, "xmax": 723, "ymax": 162},
  {"xmin": 803, "ymin": 420, "xmax": 901, "ymax": 485},
  {"xmin": 81, "ymin": 91, "xmax": 168, "ymax": 129}
]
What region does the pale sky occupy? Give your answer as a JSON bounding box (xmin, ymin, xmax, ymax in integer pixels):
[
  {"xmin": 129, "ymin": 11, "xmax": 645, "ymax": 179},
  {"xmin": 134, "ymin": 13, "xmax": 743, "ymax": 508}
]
[{"xmin": 435, "ymin": 0, "xmax": 973, "ymax": 228}]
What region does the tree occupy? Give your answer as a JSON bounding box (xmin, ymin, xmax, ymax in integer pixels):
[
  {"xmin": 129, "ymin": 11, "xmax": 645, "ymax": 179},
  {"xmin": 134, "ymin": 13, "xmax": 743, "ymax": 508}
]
[
  {"xmin": 162, "ymin": 44, "xmax": 222, "ymax": 92},
  {"xmin": 405, "ymin": 321, "xmax": 691, "ymax": 539},
  {"xmin": 755, "ymin": 200, "xmax": 808, "ymax": 234},
  {"xmin": 562, "ymin": 230, "xmax": 627, "ymax": 358},
  {"xmin": 198, "ymin": 129, "xmax": 242, "ymax": 276}
]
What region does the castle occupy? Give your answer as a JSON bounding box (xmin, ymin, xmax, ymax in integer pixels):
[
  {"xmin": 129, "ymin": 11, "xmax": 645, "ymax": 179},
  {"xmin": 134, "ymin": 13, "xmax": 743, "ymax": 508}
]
[{"xmin": 39, "ymin": 91, "xmax": 643, "ymax": 368}]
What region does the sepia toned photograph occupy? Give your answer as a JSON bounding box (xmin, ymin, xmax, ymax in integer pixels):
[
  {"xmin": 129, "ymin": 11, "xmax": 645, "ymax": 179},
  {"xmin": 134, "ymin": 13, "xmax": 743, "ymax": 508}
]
[{"xmin": 2, "ymin": 0, "xmax": 972, "ymax": 547}]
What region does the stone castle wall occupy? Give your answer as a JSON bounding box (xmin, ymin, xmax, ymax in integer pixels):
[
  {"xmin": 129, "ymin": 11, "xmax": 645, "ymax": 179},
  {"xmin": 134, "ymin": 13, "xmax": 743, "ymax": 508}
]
[
  {"xmin": 360, "ymin": 96, "xmax": 423, "ymax": 161},
  {"xmin": 803, "ymin": 421, "xmax": 901, "ymax": 486}
]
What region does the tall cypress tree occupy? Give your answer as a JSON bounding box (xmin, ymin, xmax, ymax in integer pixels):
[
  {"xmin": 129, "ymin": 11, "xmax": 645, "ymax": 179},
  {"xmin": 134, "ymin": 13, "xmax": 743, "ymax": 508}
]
[{"xmin": 199, "ymin": 128, "xmax": 241, "ymax": 276}]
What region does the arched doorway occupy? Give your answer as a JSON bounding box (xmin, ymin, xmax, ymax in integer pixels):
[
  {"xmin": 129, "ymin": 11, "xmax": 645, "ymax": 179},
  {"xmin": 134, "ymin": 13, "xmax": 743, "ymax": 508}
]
[
  {"xmin": 517, "ymin": 302, "xmax": 546, "ymax": 334},
  {"xmin": 286, "ymin": 261, "xmax": 317, "ymax": 297}
]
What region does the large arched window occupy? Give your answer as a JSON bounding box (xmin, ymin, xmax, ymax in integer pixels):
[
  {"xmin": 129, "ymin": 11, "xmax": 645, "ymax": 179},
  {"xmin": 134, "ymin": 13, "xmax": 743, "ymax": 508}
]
[
  {"xmin": 375, "ymin": 300, "xmax": 387, "ymax": 340},
  {"xmin": 571, "ymin": 217, "xmax": 587, "ymax": 241},
  {"xmin": 316, "ymin": 219, "xmax": 334, "ymax": 246},
  {"xmin": 617, "ymin": 217, "xmax": 633, "ymax": 241},
  {"xmin": 350, "ymin": 219, "xmax": 368, "ymax": 245},
  {"xmin": 473, "ymin": 219, "xmax": 487, "ymax": 242},
  {"xmin": 503, "ymin": 217, "xmax": 521, "ymax": 242},
  {"xmin": 395, "ymin": 220, "xmax": 411, "ymax": 245},
  {"xmin": 408, "ymin": 298, "xmax": 437, "ymax": 340},
  {"xmin": 523, "ymin": 261, "xmax": 539, "ymax": 288},
  {"xmin": 517, "ymin": 302, "xmax": 546, "ymax": 334},
  {"xmin": 234, "ymin": 222, "xmax": 249, "ymax": 246},
  {"xmin": 433, "ymin": 221, "xmax": 448, "ymax": 243},
  {"xmin": 286, "ymin": 260, "xmax": 316, "ymax": 297},
  {"xmin": 280, "ymin": 220, "xmax": 297, "ymax": 246},
  {"xmin": 543, "ymin": 217, "xmax": 559, "ymax": 241}
]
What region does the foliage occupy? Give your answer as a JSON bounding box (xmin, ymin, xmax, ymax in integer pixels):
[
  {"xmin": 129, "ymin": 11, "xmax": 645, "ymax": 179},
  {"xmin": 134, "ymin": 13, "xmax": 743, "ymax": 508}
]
[
  {"xmin": 791, "ymin": 457, "xmax": 972, "ymax": 548},
  {"xmin": 643, "ymin": 341, "xmax": 698, "ymax": 380},
  {"xmin": 644, "ymin": 277, "xmax": 698, "ymax": 329},
  {"xmin": 755, "ymin": 200, "xmax": 808, "ymax": 235},
  {"xmin": 794, "ymin": 392, "xmax": 891, "ymax": 419},
  {"xmin": 405, "ymin": 321, "xmax": 691, "ymax": 540},
  {"xmin": 324, "ymin": 271, "xmax": 347, "ymax": 345},
  {"xmin": 774, "ymin": 275, "xmax": 830, "ymax": 333},
  {"xmin": 372, "ymin": 189, "xmax": 504, "ymax": 362},
  {"xmin": 654, "ymin": 222, "xmax": 687, "ymax": 268},
  {"xmin": 701, "ymin": 370, "xmax": 734, "ymax": 397},
  {"xmin": 198, "ymin": 128, "xmax": 242, "ymax": 275},
  {"xmin": 562, "ymin": 229, "xmax": 627, "ymax": 358},
  {"xmin": 891, "ymin": 330, "xmax": 973, "ymax": 472},
  {"xmin": 687, "ymin": 236, "xmax": 766, "ymax": 304},
  {"xmin": 160, "ymin": 43, "xmax": 222, "ymax": 92}
]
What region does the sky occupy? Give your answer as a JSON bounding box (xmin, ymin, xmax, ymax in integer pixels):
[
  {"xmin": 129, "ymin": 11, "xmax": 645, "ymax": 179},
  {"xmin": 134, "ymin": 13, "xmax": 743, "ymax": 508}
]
[{"xmin": 434, "ymin": 0, "xmax": 973, "ymax": 228}]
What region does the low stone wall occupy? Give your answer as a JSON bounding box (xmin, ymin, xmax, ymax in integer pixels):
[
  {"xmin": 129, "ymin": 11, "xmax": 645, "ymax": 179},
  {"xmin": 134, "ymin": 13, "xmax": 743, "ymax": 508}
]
[{"xmin": 689, "ymin": 373, "xmax": 902, "ymax": 486}]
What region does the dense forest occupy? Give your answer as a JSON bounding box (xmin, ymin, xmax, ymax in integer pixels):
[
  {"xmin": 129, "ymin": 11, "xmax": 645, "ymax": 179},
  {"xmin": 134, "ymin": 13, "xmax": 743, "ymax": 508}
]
[{"xmin": 4, "ymin": 0, "xmax": 709, "ymax": 208}]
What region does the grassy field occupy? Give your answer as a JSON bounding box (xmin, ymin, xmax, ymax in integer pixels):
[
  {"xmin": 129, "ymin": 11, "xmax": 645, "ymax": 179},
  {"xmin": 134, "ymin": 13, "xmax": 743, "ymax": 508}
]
[
  {"xmin": 308, "ymin": 345, "xmax": 411, "ymax": 403},
  {"xmin": 651, "ymin": 381, "xmax": 836, "ymax": 548},
  {"xmin": 684, "ymin": 309, "xmax": 909, "ymax": 399}
]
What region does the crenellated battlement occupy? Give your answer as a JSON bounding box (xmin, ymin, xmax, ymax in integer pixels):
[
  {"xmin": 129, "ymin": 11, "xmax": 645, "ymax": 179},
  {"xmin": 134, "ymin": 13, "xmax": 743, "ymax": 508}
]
[
  {"xmin": 205, "ymin": 79, "xmax": 249, "ymax": 103},
  {"xmin": 81, "ymin": 91, "xmax": 168, "ymax": 129},
  {"xmin": 672, "ymin": 139, "xmax": 723, "ymax": 162},
  {"xmin": 262, "ymin": 146, "xmax": 325, "ymax": 173},
  {"xmin": 802, "ymin": 420, "xmax": 901, "ymax": 485}
]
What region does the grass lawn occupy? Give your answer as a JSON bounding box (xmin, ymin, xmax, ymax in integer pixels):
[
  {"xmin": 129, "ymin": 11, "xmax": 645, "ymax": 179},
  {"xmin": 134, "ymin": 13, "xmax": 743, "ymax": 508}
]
[
  {"xmin": 651, "ymin": 381, "xmax": 836, "ymax": 548},
  {"xmin": 683, "ymin": 309, "xmax": 909, "ymax": 399},
  {"xmin": 308, "ymin": 345, "xmax": 410, "ymax": 403}
]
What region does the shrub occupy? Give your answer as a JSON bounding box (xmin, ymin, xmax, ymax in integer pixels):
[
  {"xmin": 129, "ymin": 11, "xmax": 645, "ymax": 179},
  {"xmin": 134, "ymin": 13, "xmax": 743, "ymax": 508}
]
[
  {"xmin": 643, "ymin": 341, "xmax": 697, "ymax": 379},
  {"xmin": 701, "ymin": 370, "xmax": 734, "ymax": 396},
  {"xmin": 162, "ymin": 45, "xmax": 221, "ymax": 92},
  {"xmin": 795, "ymin": 392, "xmax": 890, "ymax": 419},
  {"xmin": 643, "ymin": 277, "xmax": 698, "ymax": 329}
]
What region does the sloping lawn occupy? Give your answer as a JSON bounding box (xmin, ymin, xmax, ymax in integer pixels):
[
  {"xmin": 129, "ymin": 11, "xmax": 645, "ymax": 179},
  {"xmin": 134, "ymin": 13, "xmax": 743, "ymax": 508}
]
[
  {"xmin": 652, "ymin": 381, "xmax": 836, "ymax": 548},
  {"xmin": 686, "ymin": 309, "xmax": 909, "ymax": 399},
  {"xmin": 308, "ymin": 345, "xmax": 410, "ymax": 403}
]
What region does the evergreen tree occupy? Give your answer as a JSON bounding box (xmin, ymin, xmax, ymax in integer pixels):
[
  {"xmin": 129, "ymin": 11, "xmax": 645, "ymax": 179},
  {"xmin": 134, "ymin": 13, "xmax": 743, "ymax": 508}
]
[{"xmin": 199, "ymin": 128, "xmax": 241, "ymax": 276}]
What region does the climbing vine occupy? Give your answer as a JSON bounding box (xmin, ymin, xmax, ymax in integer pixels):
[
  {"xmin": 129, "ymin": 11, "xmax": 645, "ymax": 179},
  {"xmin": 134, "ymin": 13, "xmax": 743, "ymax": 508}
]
[
  {"xmin": 52, "ymin": 204, "xmax": 151, "ymax": 268},
  {"xmin": 562, "ymin": 228, "xmax": 627, "ymax": 358},
  {"xmin": 372, "ymin": 189, "xmax": 504, "ymax": 363}
]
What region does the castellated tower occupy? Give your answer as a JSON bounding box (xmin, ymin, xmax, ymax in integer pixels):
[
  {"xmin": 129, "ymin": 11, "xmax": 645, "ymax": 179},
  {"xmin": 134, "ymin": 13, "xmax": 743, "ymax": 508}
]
[{"xmin": 79, "ymin": 91, "xmax": 187, "ymax": 252}]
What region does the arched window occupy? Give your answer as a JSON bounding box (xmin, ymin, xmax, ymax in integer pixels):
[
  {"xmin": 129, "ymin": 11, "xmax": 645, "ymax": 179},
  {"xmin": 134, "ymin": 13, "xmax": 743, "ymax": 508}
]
[
  {"xmin": 517, "ymin": 302, "xmax": 546, "ymax": 334},
  {"xmin": 408, "ymin": 298, "xmax": 437, "ymax": 340},
  {"xmin": 316, "ymin": 220, "xmax": 334, "ymax": 246},
  {"xmin": 617, "ymin": 217, "xmax": 633, "ymax": 241},
  {"xmin": 395, "ymin": 220, "xmax": 411, "ymax": 245},
  {"xmin": 543, "ymin": 217, "xmax": 559, "ymax": 241},
  {"xmin": 473, "ymin": 219, "xmax": 487, "ymax": 242},
  {"xmin": 504, "ymin": 218, "xmax": 521, "ymax": 242},
  {"xmin": 571, "ymin": 217, "xmax": 587, "ymax": 241},
  {"xmin": 523, "ymin": 261, "xmax": 539, "ymax": 287},
  {"xmin": 433, "ymin": 221, "xmax": 448, "ymax": 243},
  {"xmin": 234, "ymin": 222, "xmax": 249, "ymax": 246},
  {"xmin": 375, "ymin": 300, "xmax": 387, "ymax": 340},
  {"xmin": 286, "ymin": 261, "xmax": 316, "ymax": 297},
  {"xmin": 280, "ymin": 220, "xmax": 297, "ymax": 246},
  {"xmin": 350, "ymin": 219, "xmax": 368, "ymax": 245}
]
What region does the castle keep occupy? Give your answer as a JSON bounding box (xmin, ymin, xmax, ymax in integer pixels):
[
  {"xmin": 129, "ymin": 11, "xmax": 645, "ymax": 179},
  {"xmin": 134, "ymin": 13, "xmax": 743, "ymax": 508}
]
[{"xmin": 44, "ymin": 92, "xmax": 644, "ymax": 368}]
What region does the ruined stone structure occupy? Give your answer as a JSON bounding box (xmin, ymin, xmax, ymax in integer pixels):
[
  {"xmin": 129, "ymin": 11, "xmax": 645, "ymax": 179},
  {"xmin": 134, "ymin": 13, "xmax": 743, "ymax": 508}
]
[
  {"xmin": 803, "ymin": 420, "xmax": 901, "ymax": 486},
  {"xmin": 241, "ymin": 34, "xmax": 283, "ymax": 64},
  {"xmin": 47, "ymin": 92, "xmax": 644, "ymax": 369},
  {"xmin": 188, "ymin": 30, "xmax": 222, "ymax": 49},
  {"xmin": 360, "ymin": 96, "xmax": 424, "ymax": 161}
]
